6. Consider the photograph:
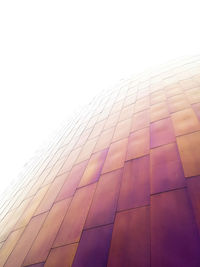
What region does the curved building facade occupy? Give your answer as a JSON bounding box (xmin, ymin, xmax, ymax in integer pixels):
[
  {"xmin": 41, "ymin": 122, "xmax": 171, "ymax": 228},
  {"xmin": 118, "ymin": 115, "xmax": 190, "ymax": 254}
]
[{"xmin": 0, "ymin": 57, "xmax": 200, "ymax": 267}]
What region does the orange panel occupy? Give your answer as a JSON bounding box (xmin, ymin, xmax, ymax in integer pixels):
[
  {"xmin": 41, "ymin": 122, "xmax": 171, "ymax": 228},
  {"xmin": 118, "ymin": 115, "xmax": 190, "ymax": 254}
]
[
  {"xmin": 4, "ymin": 212, "xmax": 47, "ymax": 267},
  {"xmin": 24, "ymin": 198, "xmax": 71, "ymax": 265},
  {"xmin": 168, "ymin": 94, "xmax": 190, "ymax": 113},
  {"xmin": 112, "ymin": 118, "xmax": 132, "ymax": 142},
  {"xmin": 150, "ymin": 102, "xmax": 169, "ymax": 122},
  {"xmin": 102, "ymin": 138, "xmax": 128, "ymax": 174},
  {"xmin": 56, "ymin": 160, "xmax": 88, "ymax": 201},
  {"xmin": 93, "ymin": 127, "xmax": 115, "ymax": 152},
  {"xmin": 177, "ymin": 131, "xmax": 200, "ymax": 177},
  {"xmin": 53, "ymin": 183, "xmax": 96, "ymax": 247},
  {"xmin": 75, "ymin": 138, "xmax": 97, "ymax": 163},
  {"xmin": 34, "ymin": 173, "xmax": 67, "ymax": 215},
  {"xmin": 119, "ymin": 104, "xmax": 134, "ymax": 121},
  {"xmin": 45, "ymin": 244, "xmax": 78, "ymax": 267},
  {"xmin": 0, "ymin": 228, "xmax": 24, "ymax": 266},
  {"xmin": 107, "ymin": 206, "xmax": 150, "ymax": 267},
  {"xmin": 84, "ymin": 169, "xmax": 122, "ymax": 228},
  {"xmin": 126, "ymin": 127, "xmax": 149, "ymax": 160},
  {"xmin": 104, "ymin": 112, "xmax": 120, "ymax": 130},
  {"xmin": 171, "ymin": 108, "xmax": 200, "ymax": 136},
  {"xmin": 78, "ymin": 149, "xmax": 108, "ymax": 187},
  {"xmin": 131, "ymin": 109, "xmax": 149, "ymax": 132}
]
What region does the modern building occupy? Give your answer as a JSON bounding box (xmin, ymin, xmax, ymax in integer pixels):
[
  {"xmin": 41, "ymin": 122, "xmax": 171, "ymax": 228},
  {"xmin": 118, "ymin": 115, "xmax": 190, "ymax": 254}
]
[{"xmin": 0, "ymin": 57, "xmax": 200, "ymax": 267}]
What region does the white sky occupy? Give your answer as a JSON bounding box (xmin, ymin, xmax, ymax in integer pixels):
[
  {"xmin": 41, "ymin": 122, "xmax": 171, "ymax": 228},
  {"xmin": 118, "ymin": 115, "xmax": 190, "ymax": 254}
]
[{"xmin": 0, "ymin": 0, "xmax": 200, "ymax": 195}]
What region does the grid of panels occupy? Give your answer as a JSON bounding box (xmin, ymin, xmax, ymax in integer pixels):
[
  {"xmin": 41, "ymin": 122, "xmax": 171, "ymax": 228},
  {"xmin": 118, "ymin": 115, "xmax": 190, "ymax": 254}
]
[{"xmin": 0, "ymin": 57, "xmax": 200, "ymax": 266}]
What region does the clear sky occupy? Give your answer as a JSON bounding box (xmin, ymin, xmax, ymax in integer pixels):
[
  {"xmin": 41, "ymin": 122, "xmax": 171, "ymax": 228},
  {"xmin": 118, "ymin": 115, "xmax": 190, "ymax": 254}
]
[{"xmin": 0, "ymin": 0, "xmax": 200, "ymax": 195}]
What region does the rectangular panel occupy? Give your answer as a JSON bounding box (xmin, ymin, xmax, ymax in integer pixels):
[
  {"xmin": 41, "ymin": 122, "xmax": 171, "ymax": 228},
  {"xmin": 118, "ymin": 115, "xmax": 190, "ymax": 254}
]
[
  {"xmin": 107, "ymin": 206, "xmax": 150, "ymax": 267},
  {"xmin": 53, "ymin": 183, "xmax": 96, "ymax": 247},
  {"xmin": 151, "ymin": 189, "xmax": 200, "ymax": 267},
  {"xmin": 126, "ymin": 127, "xmax": 149, "ymax": 160},
  {"xmin": 58, "ymin": 148, "xmax": 81, "ymax": 174},
  {"xmin": 93, "ymin": 127, "xmax": 115, "ymax": 152},
  {"xmin": 45, "ymin": 244, "xmax": 78, "ymax": 267},
  {"xmin": 123, "ymin": 94, "xmax": 136, "ymax": 106},
  {"xmin": 118, "ymin": 156, "xmax": 150, "ymax": 211},
  {"xmin": 85, "ymin": 169, "xmax": 122, "ymax": 228},
  {"xmin": 72, "ymin": 225, "xmax": 113, "ymax": 267},
  {"xmin": 167, "ymin": 94, "xmax": 190, "ymax": 113},
  {"xmin": 150, "ymin": 102, "xmax": 169, "ymax": 122},
  {"xmin": 75, "ymin": 138, "xmax": 97, "ymax": 163},
  {"xmin": 78, "ymin": 149, "xmax": 108, "ymax": 187},
  {"xmin": 0, "ymin": 228, "xmax": 24, "ymax": 266},
  {"xmin": 177, "ymin": 131, "xmax": 200, "ymax": 177},
  {"xmin": 119, "ymin": 104, "xmax": 134, "ymax": 121},
  {"xmin": 131, "ymin": 109, "xmax": 150, "ymax": 132},
  {"xmin": 23, "ymin": 198, "xmax": 71, "ymax": 265},
  {"xmin": 192, "ymin": 103, "xmax": 200, "ymax": 120},
  {"xmin": 150, "ymin": 143, "xmax": 185, "ymax": 194},
  {"xmin": 150, "ymin": 117, "xmax": 175, "ymax": 148},
  {"xmin": 112, "ymin": 118, "xmax": 132, "ymax": 142},
  {"xmin": 34, "ymin": 174, "xmax": 67, "ymax": 215},
  {"xmin": 14, "ymin": 185, "xmax": 49, "ymax": 229},
  {"xmin": 187, "ymin": 176, "xmax": 200, "ymax": 235},
  {"xmin": 150, "ymin": 90, "xmax": 166, "ymax": 105},
  {"xmin": 102, "ymin": 138, "xmax": 128, "ymax": 174},
  {"xmin": 73, "ymin": 128, "xmax": 92, "ymax": 149},
  {"xmin": 89, "ymin": 120, "xmax": 105, "ymax": 139},
  {"xmin": 134, "ymin": 96, "xmax": 150, "ymax": 113},
  {"xmin": 104, "ymin": 112, "xmax": 120, "ymax": 130},
  {"xmin": 4, "ymin": 212, "xmax": 47, "ymax": 267},
  {"xmin": 110, "ymin": 100, "xmax": 124, "ymax": 114},
  {"xmin": 56, "ymin": 160, "xmax": 88, "ymax": 201},
  {"xmin": 171, "ymin": 108, "xmax": 200, "ymax": 136}
]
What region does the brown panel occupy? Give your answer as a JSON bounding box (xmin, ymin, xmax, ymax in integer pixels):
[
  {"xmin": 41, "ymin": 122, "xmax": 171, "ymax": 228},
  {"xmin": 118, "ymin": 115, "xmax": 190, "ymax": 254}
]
[
  {"xmin": 4, "ymin": 212, "xmax": 47, "ymax": 267},
  {"xmin": 93, "ymin": 127, "xmax": 115, "ymax": 152},
  {"xmin": 126, "ymin": 127, "xmax": 149, "ymax": 160},
  {"xmin": 44, "ymin": 244, "xmax": 78, "ymax": 267},
  {"xmin": 177, "ymin": 131, "xmax": 200, "ymax": 177},
  {"xmin": 34, "ymin": 174, "xmax": 67, "ymax": 215},
  {"xmin": 107, "ymin": 206, "xmax": 150, "ymax": 267},
  {"xmin": 150, "ymin": 102, "xmax": 169, "ymax": 122},
  {"xmin": 23, "ymin": 198, "xmax": 71, "ymax": 265},
  {"xmin": 118, "ymin": 156, "xmax": 150, "ymax": 211},
  {"xmin": 78, "ymin": 149, "xmax": 108, "ymax": 187},
  {"xmin": 102, "ymin": 138, "xmax": 128, "ymax": 174},
  {"xmin": 14, "ymin": 185, "xmax": 49, "ymax": 230},
  {"xmin": 0, "ymin": 228, "xmax": 24, "ymax": 266},
  {"xmin": 131, "ymin": 109, "xmax": 150, "ymax": 132},
  {"xmin": 112, "ymin": 118, "xmax": 132, "ymax": 142},
  {"xmin": 150, "ymin": 117, "xmax": 175, "ymax": 148},
  {"xmin": 171, "ymin": 108, "xmax": 200, "ymax": 136},
  {"xmin": 150, "ymin": 143, "xmax": 185, "ymax": 194},
  {"xmin": 56, "ymin": 160, "xmax": 88, "ymax": 201},
  {"xmin": 53, "ymin": 183, "xmax": 96, "ymax": 247},
  {"xmin": 85, "ymin": 169, "xmax": 122, "ymax": 228},
  {"xmin": 151, "ymin": 189, "xmax": 200, "ymax": 267}
]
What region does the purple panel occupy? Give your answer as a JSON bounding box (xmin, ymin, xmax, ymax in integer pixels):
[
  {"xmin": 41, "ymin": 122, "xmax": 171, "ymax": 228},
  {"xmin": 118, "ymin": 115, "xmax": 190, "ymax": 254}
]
[
  {"xmin": 151, "ymin": 143, "xmax": 185, "ymax": 194},
  {"xmin": 84, "ymin": 169, "xmax": 122, "ymax": 229},
  {"xmin": 26, "ymin": 264, "xmax": 44, "ymax": 267},
  {"xmin": 72, "ymin": 224, "xmax": 113, "ymax": 267},
  {"xmin": 151, "ymin": 189, "xmax": 200, "ymax": 267},
  {"xmin": 192, "ymin": 103, "xmax": 200, "ymax": 120},
  {"xmin": 118, "ymin": 155, "xmax": 150, "ymax": 211},
  {"xmin": 187, "ymin": 176, "xmax": 200, "ymax": 234},
  {"xmin": 107, "ymin": 206, "xmax": 150, "ymax": 267},
  {"xmin": 150, "ymin": 117, "xmax": 175, "ymax": 148}
]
